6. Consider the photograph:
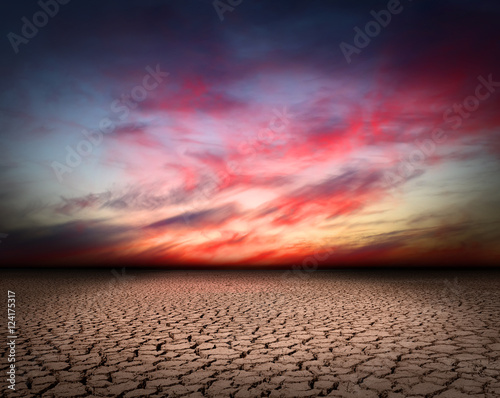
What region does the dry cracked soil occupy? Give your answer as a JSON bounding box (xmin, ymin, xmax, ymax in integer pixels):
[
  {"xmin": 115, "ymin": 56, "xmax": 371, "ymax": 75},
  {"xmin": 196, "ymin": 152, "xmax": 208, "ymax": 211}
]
[{"xmin": 1, "ymin": 269, "xmax": 499, "ymax": 398}]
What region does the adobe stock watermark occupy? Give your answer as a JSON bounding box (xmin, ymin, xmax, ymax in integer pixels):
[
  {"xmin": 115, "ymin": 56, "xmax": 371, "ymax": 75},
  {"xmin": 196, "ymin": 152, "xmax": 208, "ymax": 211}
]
[
  {"xmin": 180, "ymin": 106, "xmax": 293, "ymax": 233},
  {"xmin": 340, "ymin": 0, "xmax": 411, "ymax": 64},
  {"xmin": 237, "ymin": 106, "xmax": 294, "ymax": 162},
  {"xmin": 383, "ymin": 74, "xmax": 500, "ymax": 188},
  {"xmin": 44, "ymin": 268, "xmax": 135, "ymax": 342},
  {"xmin": 213, "ymin": 0, "xmax": 243, "ymax": 22},
  {"xmin": 442, "ymin": 276, "xmax": 462, "ymax": 300},
  {"xmin": 18, "ymin": 199, "xmax": 46, "ymax": 219},
  {"xmin": 51, "ymin": 64, "xmax": 169, "ymax": 183},
  {"xmin": 281, "ymin": 246, "xmax": 336, "ymax": 280},
  {"xmin": 426, "ymin": 276, "xmax": 463, "ymax": 320},
  {"xmin": 7, "ymin": 0, "xmax": 71, "ymax": 55},
  {"xmin": 282, "ymin": 219, "xmax": 350, "ymax": 281}
]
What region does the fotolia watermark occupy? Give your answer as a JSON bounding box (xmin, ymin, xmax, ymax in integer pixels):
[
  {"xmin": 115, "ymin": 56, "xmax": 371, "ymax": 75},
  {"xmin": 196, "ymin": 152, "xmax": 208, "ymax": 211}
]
[
  {"xmin": 52, "ymin": 64, "xmax": 169, "ymax": 183},
  {"xmin": 7, "ymin": 0, "xmax": 71, "ymax": 54},
  {"xmin": 213, "ymin": 0, "xmax": 243, "ymax": 22},
  {"xmin": 340, "ymin": 0, "xmax": 411, "ymax": 64},
  {"xmin": 384, "ymin": 74, "xmax": 500, "ymax": 188}
]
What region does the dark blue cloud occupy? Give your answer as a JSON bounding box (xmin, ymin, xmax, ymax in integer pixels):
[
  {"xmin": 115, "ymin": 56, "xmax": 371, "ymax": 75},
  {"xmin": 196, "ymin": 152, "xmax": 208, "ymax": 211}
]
[{"xmin": 145, "ymin": 203, "xmax": 239, "ymax": 229}]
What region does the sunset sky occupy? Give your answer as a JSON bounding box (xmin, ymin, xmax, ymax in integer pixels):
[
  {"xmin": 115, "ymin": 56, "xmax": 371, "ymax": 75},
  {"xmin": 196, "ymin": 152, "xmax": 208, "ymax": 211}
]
[{"xmin": 1, "ymin": 0, "xmax": 500, "ymax": 266}]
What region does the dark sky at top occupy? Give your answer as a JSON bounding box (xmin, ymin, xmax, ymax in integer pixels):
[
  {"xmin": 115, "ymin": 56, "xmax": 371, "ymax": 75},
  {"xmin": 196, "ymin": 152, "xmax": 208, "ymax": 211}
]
[{"xmin": 1, "ymin": 0, "xmax": 499, "ymax": 266}]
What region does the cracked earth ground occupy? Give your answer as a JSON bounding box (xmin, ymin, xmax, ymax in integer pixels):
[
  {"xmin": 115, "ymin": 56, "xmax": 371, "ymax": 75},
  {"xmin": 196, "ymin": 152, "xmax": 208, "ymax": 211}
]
[{"xmin": 1, "ymin": 270, "xmax": 499, "ymax": 397}]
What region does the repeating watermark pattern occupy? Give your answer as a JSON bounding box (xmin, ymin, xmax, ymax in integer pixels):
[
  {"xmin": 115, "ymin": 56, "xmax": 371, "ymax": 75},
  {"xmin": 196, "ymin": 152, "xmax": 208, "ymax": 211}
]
[
  {"xmin": 281, "ymin": 245, "xmax": 336, "ymax": 280},
  {"xmin": 345, "ymin": 381, "xmax": 364, "ymax": 395},
  {"xmin": 383, "ymin": 74, "xmax": 500, "ymax": 189},
  {"xmin": 237, "ymin": 106, "xmax": 294, "ymax": 163},
  {"xmin": 0, "ymin": 233, "xmax": 8, "ymax": 244},
  {"xmin": 44, "ymin": 268, "xmax": 135, "ymax": 343},
  {"xmin": 6, "ymin": 290, "xmax": 17, "ymax": 391},
  {"xmin": 213, "ymin": 0, "xmax": 243, "ymax": 22},
  {"xmin": 80, "ymin": 267, "xmax": 135, "ymax": 308},
  {"xmin": 417, "ymin": 277, "xmax": 493, "ymax": 378},
  {"xmin": 282, "ymin": 217, "xmax": 349, "ymax": 280},
  {"xmin": 432, "ymin": 276, "xmax": 463, "ymax": 319},
  {"xmin": 18, "ymin": 199, "xmax": 46, "ymax": 219},
  {"xmin": 7, "ymin": 0, "xmax": 71, "ymax": 54},
  {"xmin": 52, "ymin": 64, "xmax": 169, "ymax": 183},
  {"xmin": 109, "ymin": 267, "xmax": 136, "ymax": 287},
  {"xmin": 180, "ymin": 106, "xmax": 294, "ymax": 234},
  {"xmin": 340, "ymin": 0, "xmax": 411, "ymax": 64},
  {"xmin": 442, "ymin": 276, "xmax": 462, "ymax": 298}
]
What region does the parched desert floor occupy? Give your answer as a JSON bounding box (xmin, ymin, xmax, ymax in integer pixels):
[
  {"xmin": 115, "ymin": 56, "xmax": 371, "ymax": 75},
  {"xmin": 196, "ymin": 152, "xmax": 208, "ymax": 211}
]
[{"xmin": 1, "ymin": 269, "xmax": 500, "ymax": 397}]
